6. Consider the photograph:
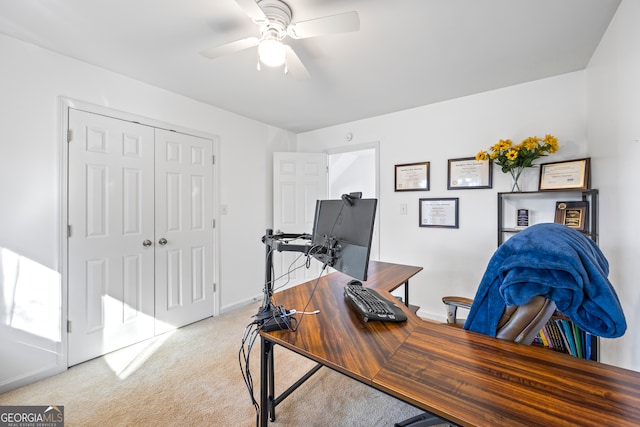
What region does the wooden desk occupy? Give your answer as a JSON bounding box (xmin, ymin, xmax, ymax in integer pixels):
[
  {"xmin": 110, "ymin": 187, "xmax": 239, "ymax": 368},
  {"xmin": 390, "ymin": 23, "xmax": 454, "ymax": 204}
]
[
  {"xmin": 375, "ymin": 322, "xmax": 640, "ymax": 426},
  {"xmin": 265, "ymin": 261, "xmax": 423, "ymax": 382},
  {"xmin": 260, "ymin": 261, "xmax": 640, "ymax": 426}
]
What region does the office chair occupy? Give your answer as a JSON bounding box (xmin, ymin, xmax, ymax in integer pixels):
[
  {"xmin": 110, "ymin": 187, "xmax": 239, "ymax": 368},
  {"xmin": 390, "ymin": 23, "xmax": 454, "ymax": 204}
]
[
  {"xmin": 394, "ymin": 295, "xmax": 557, "ymax": 427},
  {"xmin": 442, "ymin": 294, "xmax": 556, "ymax": 344}
]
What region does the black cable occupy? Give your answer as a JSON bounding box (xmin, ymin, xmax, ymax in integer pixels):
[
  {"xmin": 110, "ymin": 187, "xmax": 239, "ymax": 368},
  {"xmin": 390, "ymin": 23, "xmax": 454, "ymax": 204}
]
[
  {"xmin": 239, "ymin": 308, "xmax": 300, "ymax": 426},
  {"xmin": 272, "ymin": 252, "xmax": 306, "ymax": 292},
  {"xmin": 271, "ymin": 260, "xmax": 329, "ymax": 333},
  {"xmin": 239, "ymin": 319, "xmax": 262, "ymax": 426},
  {"xmin": 242, "ymin": 228, "xmax": 340, "ymax": 423},
  {"xmin": 241, "ymin": 240, "xmax": 311, "ymax": 425},
  {"xmin": 272, "ymin": 244, "xmax": 326, "ymax": 293},
  {"xmin": 328, "ymin": 202, "xmax": 346, "ymax": 238}
]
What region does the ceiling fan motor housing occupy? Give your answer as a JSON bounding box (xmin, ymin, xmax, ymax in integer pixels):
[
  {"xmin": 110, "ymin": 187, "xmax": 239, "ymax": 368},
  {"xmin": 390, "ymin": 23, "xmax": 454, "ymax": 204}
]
[{"xmin": 257, "ymin": 0, "xmax": 292, "ymax": 40}]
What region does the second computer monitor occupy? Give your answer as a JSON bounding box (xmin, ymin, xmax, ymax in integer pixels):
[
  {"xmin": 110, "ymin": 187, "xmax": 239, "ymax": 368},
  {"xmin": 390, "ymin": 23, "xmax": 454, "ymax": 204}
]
[{"xmin": 311, "ymin": 196, "xmax": 377, "ymax": 281}]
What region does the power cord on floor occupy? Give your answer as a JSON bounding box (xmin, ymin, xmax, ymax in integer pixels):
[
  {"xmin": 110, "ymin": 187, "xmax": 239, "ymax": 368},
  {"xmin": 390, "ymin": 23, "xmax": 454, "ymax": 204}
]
[{"xmin": 239, "ymin": 319, "xmax": 261, "ymax": 425}]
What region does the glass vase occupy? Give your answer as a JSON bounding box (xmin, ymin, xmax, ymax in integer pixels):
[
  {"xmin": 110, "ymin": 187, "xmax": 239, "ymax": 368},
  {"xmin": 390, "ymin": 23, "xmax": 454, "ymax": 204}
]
[{"xmin": 509, "ymin": 167, "xmax": 525, "ymax": 192}]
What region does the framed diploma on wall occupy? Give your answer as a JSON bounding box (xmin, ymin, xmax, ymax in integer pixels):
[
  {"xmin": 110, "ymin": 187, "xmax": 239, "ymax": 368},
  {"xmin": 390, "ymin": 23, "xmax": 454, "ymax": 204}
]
[
  {"xmin": 419, "ymin": 198, "xmax": 459, "ymax": 228},
  {"xmin": 447, "ymin": 157, "xmax": 492, "ymax": 189},
  {"xmin": 539, "ymin": 158, "xmax": 590, "ymax": 190},
  {"xmin": 395, "ymin": 162, "xmax": 430, "ymax": 191}
]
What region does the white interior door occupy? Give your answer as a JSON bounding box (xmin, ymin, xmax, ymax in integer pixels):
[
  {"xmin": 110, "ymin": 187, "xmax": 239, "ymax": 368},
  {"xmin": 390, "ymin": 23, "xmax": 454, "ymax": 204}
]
[
  {"xmin": 273, "ymin": 152, "xmax": 328, "ymax": 288},
  {"xmin": 273, "ymin": 146, "xmax": 379, "ymax": 288},
  {"xmin": 328, "ymin": 146, "xmax": 379, "ymax": 262},
  {"xmin": 67, "ymin": 109, "xmax": 155, "ymax": 365},
  {"xmin": 154, "ymin": 129, "xmax": 214, "ymax": 334}
]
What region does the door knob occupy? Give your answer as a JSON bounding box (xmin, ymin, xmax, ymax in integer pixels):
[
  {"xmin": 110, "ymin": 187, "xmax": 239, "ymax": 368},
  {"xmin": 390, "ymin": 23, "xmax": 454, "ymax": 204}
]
[
  {"xmin": 158, "ymin": 238, "xmax": 168, "ymax": 245},
  {"xmin": 142, "ymin": 239, "xmax": 152, "ymax": 247}
]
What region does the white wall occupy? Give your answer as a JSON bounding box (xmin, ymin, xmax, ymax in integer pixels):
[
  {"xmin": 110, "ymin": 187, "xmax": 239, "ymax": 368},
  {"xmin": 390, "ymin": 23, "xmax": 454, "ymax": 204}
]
[
  {"xmin": 0, "ymin": 33, "xmax": 294, "ymax": 391},
  {"xmin": 586, "ymin": 0, "xmax": 640, "ymax": 370}
]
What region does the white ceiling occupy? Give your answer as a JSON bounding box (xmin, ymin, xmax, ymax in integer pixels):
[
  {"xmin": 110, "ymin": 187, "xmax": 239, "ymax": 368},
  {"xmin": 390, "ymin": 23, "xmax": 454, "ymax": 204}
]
[{"xmin": 0, "ymin": 0, "xmax": 621, "ymax": 133}]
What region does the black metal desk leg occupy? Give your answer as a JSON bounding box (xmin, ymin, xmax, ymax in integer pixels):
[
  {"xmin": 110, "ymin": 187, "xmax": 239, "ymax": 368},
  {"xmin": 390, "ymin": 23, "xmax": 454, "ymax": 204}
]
[
  {"xmin": 404, "ymin": 280, "xmax": 410, "ymax": 307},
  {"xmin": 260, "ymin": 337, "xmax": 273, "ymax": 427},
  {"xmin": 268, "ymin": 338, "xmax": 276, "ymax": 422}
]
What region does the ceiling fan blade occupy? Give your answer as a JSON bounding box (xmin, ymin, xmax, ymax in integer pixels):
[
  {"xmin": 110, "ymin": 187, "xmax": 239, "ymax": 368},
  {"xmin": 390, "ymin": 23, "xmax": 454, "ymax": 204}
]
[
  {"xmin": 285, "ymin": 45, "xmax": 311, "ymax": 80},
  {"xmin": 199, "ymin": 37, "xmax": 259, "ymax": 59},
  {"xmin": 287, "ymin": 11, "xmax": 360, "ymax": 39},
  {"xmin": 234, "ymin": 0, "xmax": 267, "ymax": 23}
]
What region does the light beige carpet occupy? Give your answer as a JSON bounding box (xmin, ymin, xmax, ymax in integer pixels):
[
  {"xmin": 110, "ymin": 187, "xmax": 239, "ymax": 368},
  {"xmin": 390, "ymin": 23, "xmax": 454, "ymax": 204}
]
[{"xmin": 0, "ymin": 302, "xmax": 443, "ymax": 426}]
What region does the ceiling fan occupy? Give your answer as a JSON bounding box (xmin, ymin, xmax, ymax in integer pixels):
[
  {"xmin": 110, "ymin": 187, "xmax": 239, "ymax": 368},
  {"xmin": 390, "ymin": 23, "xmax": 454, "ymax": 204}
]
[{"xmin": 200, "ymin": 0, "xmax": 360, "ymax": 78}]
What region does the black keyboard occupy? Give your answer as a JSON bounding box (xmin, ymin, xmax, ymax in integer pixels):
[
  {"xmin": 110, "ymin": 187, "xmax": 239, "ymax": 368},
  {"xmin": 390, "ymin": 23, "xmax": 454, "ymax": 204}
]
[{"xmin": 343, "ymin": 281, "xmax": 408, "ymax": 323}]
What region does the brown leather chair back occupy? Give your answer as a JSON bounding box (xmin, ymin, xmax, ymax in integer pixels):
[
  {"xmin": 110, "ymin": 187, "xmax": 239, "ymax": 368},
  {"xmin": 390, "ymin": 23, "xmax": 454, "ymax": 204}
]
[{"xmin": 495, "ymin": 295, "xmax": 557, "ymax": 344}]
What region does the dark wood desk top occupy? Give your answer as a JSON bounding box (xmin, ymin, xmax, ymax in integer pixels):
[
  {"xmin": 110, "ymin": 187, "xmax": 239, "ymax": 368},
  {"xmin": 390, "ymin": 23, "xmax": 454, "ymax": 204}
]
[
  {"xmin": 267, "ymin": 261, "xmax": 423, "ymax": 382},
  {"xmin": 374, "ymin": 322, "xmax": 640, "ymax": 426},
  {"xmin": 263, "ymin": 261, "xmax": 640, "ymax": 426}
]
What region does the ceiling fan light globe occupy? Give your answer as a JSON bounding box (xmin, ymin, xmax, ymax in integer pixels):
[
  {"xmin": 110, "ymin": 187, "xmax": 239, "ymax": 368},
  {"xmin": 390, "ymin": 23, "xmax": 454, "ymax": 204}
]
[{"xmin": 258, "ymin": 39, "xmax": 287, "ymax": 67}]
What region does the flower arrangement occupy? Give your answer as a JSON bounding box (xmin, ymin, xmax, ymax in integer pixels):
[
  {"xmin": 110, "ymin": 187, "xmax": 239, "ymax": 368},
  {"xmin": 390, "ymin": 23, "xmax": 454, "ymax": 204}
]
[{"xmin": 476, "ymin": 134, "xmax": 559, "ymax": 191}]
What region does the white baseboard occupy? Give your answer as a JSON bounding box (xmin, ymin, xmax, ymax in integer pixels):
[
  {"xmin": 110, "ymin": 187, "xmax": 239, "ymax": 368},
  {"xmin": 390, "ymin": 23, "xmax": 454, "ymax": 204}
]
[
  {"xmin": 416, "ymin": 308, "xmax": 447, "ymax": 324},
  {"xmin": 220, "ymin": 294, "xmax": 262, "ymax": 314}
]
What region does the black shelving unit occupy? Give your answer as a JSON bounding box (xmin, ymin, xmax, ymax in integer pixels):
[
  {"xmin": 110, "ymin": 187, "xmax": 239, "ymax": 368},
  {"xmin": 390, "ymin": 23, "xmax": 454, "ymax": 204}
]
[
  {"xmin": 497, "ymin": 189, "xmax": 598, "ymax": 246},
  {"xmin": 497, "ymin": 189, "xmax": 600, "ymax": 361}
]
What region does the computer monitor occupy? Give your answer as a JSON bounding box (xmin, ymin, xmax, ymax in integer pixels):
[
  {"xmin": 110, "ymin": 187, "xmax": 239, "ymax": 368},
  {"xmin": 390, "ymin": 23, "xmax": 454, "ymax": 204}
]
[{"xmin": 310, "ymin": 195, "xmax": 377, "ymax": 281}]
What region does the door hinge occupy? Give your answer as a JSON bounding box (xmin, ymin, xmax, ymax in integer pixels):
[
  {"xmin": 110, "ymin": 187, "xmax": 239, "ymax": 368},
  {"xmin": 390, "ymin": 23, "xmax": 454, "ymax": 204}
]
[
  {"xmin": 67, "ymin": 225, "xmax": 72, "ymax": 237},
  {"xmin": 212, "ymin": 155, "xmax": 215, "ymax": 165},
  {"xmin": 67, "ymin": 320, "xmax": 72, "ymax": 333},
  {"xmin": 212, "ymin": 219, "xmax": 215, "ymax": 228},
  {"xmin": 67, "ymin": 129, "xmax": 73, "ymax": 143},
  {"xmin": 213, "ymin": 283, "xmax": 216, "ymax": 292}
]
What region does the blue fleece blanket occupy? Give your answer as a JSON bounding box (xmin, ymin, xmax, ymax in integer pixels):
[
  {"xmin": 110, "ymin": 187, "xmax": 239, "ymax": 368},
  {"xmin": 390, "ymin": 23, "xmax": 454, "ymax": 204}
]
[{"xmin": 464, "ymin": 223, "xmax": 626, "ymax": 338}]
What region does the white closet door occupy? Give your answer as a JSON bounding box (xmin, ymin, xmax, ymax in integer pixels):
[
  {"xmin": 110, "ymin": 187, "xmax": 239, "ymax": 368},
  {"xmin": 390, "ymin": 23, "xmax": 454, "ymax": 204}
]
[
  {"xmin": 154, "ymin": 129, "xmax": 214, "ymax": 334},
  {"xmin": 67, "ymin": 109, "xmax": 155, "ymax": 366}
]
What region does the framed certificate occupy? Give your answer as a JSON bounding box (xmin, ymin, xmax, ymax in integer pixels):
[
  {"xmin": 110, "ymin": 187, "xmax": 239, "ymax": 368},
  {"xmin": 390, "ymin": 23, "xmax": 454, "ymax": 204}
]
[
  {"xmin": 554, "ymin": 201, "xmax": 588, "ymax": 231},
  {"xmin": 539, "ymin": 158, "xmax": 590, "ymax": 190},
  {"xmin": 447, "ymin": 157, "xmax": 492, "ymax": 189},
  {"xmin": 395, "ymin": 162, "xmax": 430, "ymax": 191},
  {"xmin": 419, "ymin": 198, "xmax": 459, "ymax": 228}
]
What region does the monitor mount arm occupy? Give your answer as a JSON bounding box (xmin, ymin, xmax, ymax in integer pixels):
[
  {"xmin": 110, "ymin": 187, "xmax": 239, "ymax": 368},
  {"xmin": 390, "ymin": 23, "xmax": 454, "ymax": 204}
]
[
  {"xmin": 257, "ymin": 192, "xmax": 360, "ymax": 331},
  {"xmin": 256, "ymin": 229, "xmax": 335, "ymax": 331}
]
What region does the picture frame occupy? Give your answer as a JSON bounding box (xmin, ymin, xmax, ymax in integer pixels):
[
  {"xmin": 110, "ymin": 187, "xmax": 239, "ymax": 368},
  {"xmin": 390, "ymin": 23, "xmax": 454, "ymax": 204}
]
[
  {"xmin": 419, "ymin": 198, "xmax": 459, "ymax": 228},
  {"xmin": 539, "ymin": 158, "xmax": 590, "ymax": 190},
  {"xmin": 395, "ymin": 162, "xmax": 430, "ymax": 191},
  {"xmin": 554, "ymin": 201, "xmax": 589, "ymax": 232},
  {"xmin": 447, "ymin": 157, "xmax": 492, "ymax": 189}
]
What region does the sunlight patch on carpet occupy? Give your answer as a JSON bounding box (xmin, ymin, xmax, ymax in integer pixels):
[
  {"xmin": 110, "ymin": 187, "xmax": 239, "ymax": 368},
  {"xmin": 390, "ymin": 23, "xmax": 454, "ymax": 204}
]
[{"xmin": 103, "ymin": 330, "xmax": 174, "ymax": 379}]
